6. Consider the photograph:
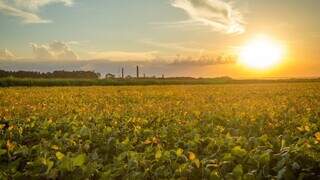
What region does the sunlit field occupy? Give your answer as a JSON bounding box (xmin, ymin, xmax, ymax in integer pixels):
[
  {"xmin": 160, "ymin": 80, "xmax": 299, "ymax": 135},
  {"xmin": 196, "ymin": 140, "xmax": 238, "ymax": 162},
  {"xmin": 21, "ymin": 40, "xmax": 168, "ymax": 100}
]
[{"xmin": 1, "ymin": 83, "xmax": 320, "ymax": 179}]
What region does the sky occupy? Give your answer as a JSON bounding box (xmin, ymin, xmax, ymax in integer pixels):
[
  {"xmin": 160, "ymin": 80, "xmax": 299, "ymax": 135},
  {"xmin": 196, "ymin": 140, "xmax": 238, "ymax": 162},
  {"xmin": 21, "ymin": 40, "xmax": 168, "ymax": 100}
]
[{"xmin": 0, "ymin": 0, "xmax": 320, "ymax": 78}]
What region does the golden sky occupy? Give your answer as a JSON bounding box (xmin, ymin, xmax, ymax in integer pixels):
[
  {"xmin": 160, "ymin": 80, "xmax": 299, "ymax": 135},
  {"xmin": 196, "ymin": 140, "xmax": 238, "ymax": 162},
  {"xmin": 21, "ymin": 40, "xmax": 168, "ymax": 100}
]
[{"xmin": 0, "ymin": 0, "xmax": 319, "ymax": 78}]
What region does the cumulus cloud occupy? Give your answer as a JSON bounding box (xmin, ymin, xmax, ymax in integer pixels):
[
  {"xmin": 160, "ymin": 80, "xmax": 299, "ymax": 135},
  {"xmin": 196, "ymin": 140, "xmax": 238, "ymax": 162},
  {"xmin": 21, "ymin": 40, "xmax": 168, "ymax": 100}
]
[
  {"xmin": 171, "ymin": 0, "xmax": 245, "ymax": 34},
  {"xmin": 0, "ymin": 48, "xmax": 16, "ymax": 60},
  {"xmin": 31, "ymin": 41, "xmax": 78, "ymax": 60},
  {"xmin": 0, "ymin": 0, "xmax": 75, "ymax": 23},
  {"xmin": 89, "ymin": 51, "xmax": 158, "ymax": 61}
]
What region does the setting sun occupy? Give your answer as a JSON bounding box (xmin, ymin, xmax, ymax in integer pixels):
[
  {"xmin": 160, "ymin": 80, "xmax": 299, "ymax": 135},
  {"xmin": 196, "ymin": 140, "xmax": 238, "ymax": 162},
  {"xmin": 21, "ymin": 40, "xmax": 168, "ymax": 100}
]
[{"xmin": 239, "ymin": 35, "xmax": 284, "ymax": 69}]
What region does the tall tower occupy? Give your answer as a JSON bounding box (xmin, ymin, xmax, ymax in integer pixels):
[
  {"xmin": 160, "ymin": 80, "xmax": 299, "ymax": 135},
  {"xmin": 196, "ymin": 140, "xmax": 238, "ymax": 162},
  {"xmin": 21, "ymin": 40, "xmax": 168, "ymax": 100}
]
[
  {"xmin": 136, "ymin": 66, "xmax": 139, "ymax": 78},
  {"xmin": 121, "ymin": 67, "xmax": 124, "ymax": 79}
]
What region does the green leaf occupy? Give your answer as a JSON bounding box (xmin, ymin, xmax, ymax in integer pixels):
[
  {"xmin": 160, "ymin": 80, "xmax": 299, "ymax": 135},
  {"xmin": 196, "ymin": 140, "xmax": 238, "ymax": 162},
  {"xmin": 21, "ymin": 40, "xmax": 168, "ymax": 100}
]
[
  {"xmin": 259, "ymin": 134, "xmax": 268, "ymax": 143},
  {"xmin": 72, "ymin": 154, "xmax": 86, "ymax": 167},
  {"xmin": 45, "ymin": 160, "xmax": 54, "ymax": 174},
  {"xmin": 155, "ymin": 150, "xmax": 162, "ymax": 159},
  {"xmin": 193, "ymin": 158, "xmax": 201, "ymax": 168},
  {"xmin": 232, "ymin": 164, "xmax": 243, "ymax": 178},
  {"xmin": 231, "ymin": 146, "xmax": 247, "ymax": 157},
  {"xmin": 59, "ymin": 157, "xmax": 73, "ymax": 171},
  {"xmin": 79, "ymin": 126, "xmax": 91, "ymax": 137},
  {"xmin": 259, "ymin": 152, "xmax": 270, "ymax": 164},
  {"xmin": 176, "ymin": 148, "xmax": 184, "ymax": 157},
  {"xmin": 222, "ymin": 153, "xmax": 234, "ymax": 161},
  {"xmin": 55, "ymin": 152, "xmax": 65, "ymax": 160}
]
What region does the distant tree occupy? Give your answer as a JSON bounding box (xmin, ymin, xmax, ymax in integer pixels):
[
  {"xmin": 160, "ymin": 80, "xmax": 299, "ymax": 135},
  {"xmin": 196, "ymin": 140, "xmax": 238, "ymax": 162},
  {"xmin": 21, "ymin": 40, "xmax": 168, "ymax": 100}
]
[
  {"xmin": 0, "ymin": 69, "xmax": 101, "ymax": 79},
  {"xmin": 105, "ymin": 73, "xmax": 115, "ymax": 79}
]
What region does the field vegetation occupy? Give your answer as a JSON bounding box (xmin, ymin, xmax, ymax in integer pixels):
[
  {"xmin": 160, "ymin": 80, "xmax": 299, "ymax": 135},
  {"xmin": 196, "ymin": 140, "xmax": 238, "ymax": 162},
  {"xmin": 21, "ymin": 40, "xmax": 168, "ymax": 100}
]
[
  {"xmin": 0, "ymin": 83, "xmax": 320, "ymax": 179},
  {"xmin": 1, "ymin": 77, "xmax": 320, "ymax": 87}
]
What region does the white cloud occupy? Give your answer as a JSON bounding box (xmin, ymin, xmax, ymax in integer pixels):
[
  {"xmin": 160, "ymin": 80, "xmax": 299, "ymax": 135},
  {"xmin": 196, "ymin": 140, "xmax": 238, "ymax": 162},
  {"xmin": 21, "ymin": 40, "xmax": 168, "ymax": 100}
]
[
  {"xmin": 13, "ymin": 0, "xmax": 74, "ymax": 11},
  {"xmin": 89, "ymin": 51, "xmax": 158, "ymax": 61},
  {"xmin": 171, "ymin": 0, "xmax": 245, "ymax": 34},
  {"xmin": 31, "ymin": 41, "xmax": 78, "ymax": 60},
  {"xmin": 57, "ymin": 49, "xmax": 78, "ymax": 60},
  {"xmin": 0, "ymin": 48, "xmax": 16, "ymax": 60},
  {"xmin": 49, "ymin": 41, "xmax": 70, "ymax": 53},
  {"xmin": 0, "ymin": 0, "xmax": 75, "ymax": 23},
  {"xmin": 31, "ymin": 44, "xmax": 54, "ymax": 59},
  {"xmin": 0, "ymin": 1, "xmax": 49, "ymax": 23}
]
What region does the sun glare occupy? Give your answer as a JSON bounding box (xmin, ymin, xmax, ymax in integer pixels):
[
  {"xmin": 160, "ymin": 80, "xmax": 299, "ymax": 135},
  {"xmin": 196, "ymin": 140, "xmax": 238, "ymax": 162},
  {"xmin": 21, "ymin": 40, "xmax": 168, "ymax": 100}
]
[{"xmin": 239, "ymin": 35, "xmax": 284, "ymax": 69}]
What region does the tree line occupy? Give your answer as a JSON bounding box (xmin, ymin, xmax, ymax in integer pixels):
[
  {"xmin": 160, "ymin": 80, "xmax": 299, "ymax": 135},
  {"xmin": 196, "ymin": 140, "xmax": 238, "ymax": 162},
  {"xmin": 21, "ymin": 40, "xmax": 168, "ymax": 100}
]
[{"xmin": 0, "ymin": 70, "xmax": 101, "ymax": 79}]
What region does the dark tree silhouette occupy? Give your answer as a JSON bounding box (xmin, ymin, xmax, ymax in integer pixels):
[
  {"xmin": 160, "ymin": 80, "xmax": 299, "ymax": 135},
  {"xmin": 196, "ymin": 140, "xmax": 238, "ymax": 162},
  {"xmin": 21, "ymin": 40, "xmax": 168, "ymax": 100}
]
[
  {"xmin": 105, "ymin": 73, "xmax": 115, "ymax": 79},
  {"xmin": 0, "ymin": 70, "xmax": 101, "ymax": 79}
]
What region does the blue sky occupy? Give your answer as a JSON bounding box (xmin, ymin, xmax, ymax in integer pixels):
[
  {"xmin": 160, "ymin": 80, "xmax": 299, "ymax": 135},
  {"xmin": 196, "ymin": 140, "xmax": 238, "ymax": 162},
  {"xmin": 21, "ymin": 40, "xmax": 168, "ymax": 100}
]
[
  {"xmin": 0, "ymin": 0, "xmax": 320, "ymax": 77},
  {"xmin": 1, "ymin": 0, "xmax": 196, "ymax": 57}
]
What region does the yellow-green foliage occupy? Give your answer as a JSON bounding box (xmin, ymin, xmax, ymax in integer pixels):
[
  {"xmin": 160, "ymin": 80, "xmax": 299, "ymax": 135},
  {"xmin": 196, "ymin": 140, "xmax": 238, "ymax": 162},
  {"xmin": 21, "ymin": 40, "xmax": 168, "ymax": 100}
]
[{"xmin": 0, "ymin": 83, "xmax": 320, "ymax": 179}]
